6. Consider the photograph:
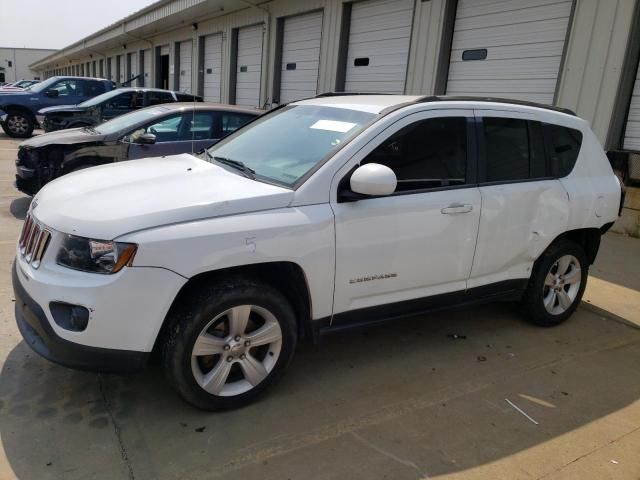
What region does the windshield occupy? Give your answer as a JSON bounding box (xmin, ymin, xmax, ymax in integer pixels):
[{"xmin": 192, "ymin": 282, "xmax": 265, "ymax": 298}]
[
  {"xmin": 94, "ymin": 106, "xmax": 169, "ymax": 135},
  {"xmin": 206, "ymin": 105, "xmax": 376, "ymax": 187},
  {"xmin": 27, "ymin": 77, "xmax": 59, "ymax": 93},
  {"xmin": 79, "ymin": 89, "xmax": 126, "ymax": 107}
]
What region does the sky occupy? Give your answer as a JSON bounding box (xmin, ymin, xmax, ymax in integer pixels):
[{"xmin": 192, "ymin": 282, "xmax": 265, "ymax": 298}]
[{"xmin": 0, "ymin": 0, "xmax": 157, "ymax": 50}]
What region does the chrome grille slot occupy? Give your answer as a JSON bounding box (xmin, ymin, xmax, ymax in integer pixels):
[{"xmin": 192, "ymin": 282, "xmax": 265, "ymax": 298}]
[{"xmin": 18, "ymin": 213, "xmax": 51, "ymax": 269}]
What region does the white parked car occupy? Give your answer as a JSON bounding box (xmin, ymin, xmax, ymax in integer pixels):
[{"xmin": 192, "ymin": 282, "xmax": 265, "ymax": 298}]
[{"xmin": 13, "ymin": 95, "xmax": 622, "ymax": 410}]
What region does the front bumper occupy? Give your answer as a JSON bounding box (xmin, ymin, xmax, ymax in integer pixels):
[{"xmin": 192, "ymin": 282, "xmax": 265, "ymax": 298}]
[
  {"xmin": 13, "ymin": 262, "xmax": 149, "ymax": 373},
  {"xmin": 12, "ymin": 240, "xmax": 187, "ymax": 371},
  {"xmin": 15, "ymin": 165, "xmax": 39, "ymax": 195}
]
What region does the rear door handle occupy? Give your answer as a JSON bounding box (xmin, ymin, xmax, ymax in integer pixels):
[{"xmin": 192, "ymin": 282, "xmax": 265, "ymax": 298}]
[{"xmin": 441, "ymin": 204, "xmax": 473, "ymax": 214}]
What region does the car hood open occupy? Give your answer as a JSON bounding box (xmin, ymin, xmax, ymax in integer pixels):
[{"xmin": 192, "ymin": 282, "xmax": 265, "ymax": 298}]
[
  {"xmin": 31, "ymin": 154, "xmax": 294, "ymax": 239},
  {"xmin": 20, "ymin": 127, "xmax": 104, "ymax": 147},
  {"xmin": 38, "ymin": 105, "xmax": 85, "ymax": 114}
]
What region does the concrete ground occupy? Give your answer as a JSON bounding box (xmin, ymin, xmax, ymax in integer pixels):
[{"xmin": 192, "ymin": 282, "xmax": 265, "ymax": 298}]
[{"xmin": 1, "ymin": 132, "xmax": 640, "ymax": 480}]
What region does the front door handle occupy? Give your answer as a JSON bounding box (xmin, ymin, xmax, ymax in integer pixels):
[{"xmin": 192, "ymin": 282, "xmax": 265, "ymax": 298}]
[{"xmin": 441, "ymin": 203, "xmax": 473, "ymax": 214}]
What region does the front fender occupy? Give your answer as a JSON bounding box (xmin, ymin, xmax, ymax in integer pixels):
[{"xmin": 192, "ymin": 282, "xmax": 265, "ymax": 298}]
[{"xmin": 118, "ymin": 205, "xmax": 336, "ymax": 320}]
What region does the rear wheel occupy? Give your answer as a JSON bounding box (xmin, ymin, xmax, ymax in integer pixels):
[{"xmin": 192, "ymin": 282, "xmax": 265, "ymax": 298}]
[
  {"xmin": 522, "ymin": 240, "xmax": 588, "ymax": 326},
  {"xmin": 3, "ymin": 111, "xmax": 34, "ymax": 138},
  {"xmin": 162, "ymin": 278, "xmax": 297, "ymax": 410}
]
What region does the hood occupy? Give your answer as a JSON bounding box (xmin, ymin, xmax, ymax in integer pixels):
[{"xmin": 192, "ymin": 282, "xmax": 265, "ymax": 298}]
[
  {"xmin": 0, "ymin": 90, "xmax": 29, "ymax": 98},
  {"xmin": 31, "ymin": 154, "xmax": 294, "ymax": 239},
  {"xmin": 20, "ymin": 127, "xmax": 102, "ymax": 148},
  {"xmin": 38, "ymin": 104, "xmax": 84, "ymax": 114}
]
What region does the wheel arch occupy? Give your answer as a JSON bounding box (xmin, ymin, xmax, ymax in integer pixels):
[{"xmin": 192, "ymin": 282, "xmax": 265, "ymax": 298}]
[
  {"xmin": 1, "ymin": 104, "xmax": 36, "ymax": 119},
  {"xmin": 544, "ymin": 227, "xmax": 603, "ymax": 266},
  {"xmin": 152, "ymin": 261, "xmax": 314, "ymax": 355}
]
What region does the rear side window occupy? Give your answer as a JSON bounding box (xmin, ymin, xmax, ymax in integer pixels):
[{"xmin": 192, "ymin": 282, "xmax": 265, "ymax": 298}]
[
  {"xmin": 221, "ymin": 113, "xmax": 256, "ymax": 136},
  {"xmin": 147, "ymin": 91, "xmax": 175, "ymax": 105},
  {"xmin": 545, "ymin": 124, "xmax": 582, "ymax": 177},
  {"xmin": 84, "ymin": 80, "xmax": 106, "ymax": 96},
  {"xmin": 483, "ymin": 118, "xmax": 530, "ymax": 182},
  {"xmin": 363, "ymin": 117, "xmax": 468, "ymax": 192}
]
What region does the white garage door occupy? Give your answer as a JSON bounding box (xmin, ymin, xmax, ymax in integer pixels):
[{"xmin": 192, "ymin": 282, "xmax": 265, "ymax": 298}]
[
  {"xmin": 279, "ymin": 10, "xmax": 323, "ymax": 103},
  {"xmin": 119, "ymin": 55, "xmax": 126, "ymax": 83},
  {"xmin": 203, "ymin": 33, "xmax": 223, "ymax": 102},
  {"xmin": 143, "ymin": 49, "xmax": 151, "ymax": 87},
  {"xmin": 623, "ymin": 62, "xmax": 640, "ymax": 151},
  {"xmin": 109, "ymin": 57, "xmax": 116, "ymax": 81},
  {"xmin": 344, "ymin": 0, "xmax": 413, "ymax": 94},
  {"xmin": 235, "ymin": 24, "xmax": 264, "ymax": 107},
  {"xmin": 179, "ymin": 40, "xmax": 193, "ymax": 94},
  {"xmin": 447, "ymin": 0, "xmax": 573, "ymax": 104},
  {"xmin": 129, "ymin": 52, "xmax": 138, "ymax": 82}
]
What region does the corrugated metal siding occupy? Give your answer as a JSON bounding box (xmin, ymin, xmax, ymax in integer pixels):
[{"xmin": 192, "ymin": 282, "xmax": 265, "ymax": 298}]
[
  {"xmin": 179, "ymin": 40, "xmax": 193, "ymax": 93},
  {"xmin": 280, "ymin": 10, "xmax": 323, "ymax": 103},
  {"xmin": 235, "ymin": 24, "xmax": 264, "ymax": 107},
  {"xmin": 203, "ymin": 33, "xmax": 223, "ymax": 102},
  {"xmin": 623, "ymin": 61, "xmax": 640, "ymax": 151},
  {"xmin": 447, "ymin": 0, "xmax": 573, "ymax": 104},
  {"xmin": 344, "ymin": 0, "xmax": 414, "ymax": 94}
]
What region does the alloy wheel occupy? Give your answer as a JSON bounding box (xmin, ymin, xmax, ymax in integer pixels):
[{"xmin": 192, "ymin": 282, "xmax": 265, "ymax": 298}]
[
  {"xmin": 190, "ymin": 305, "xmax": 283, "ymax": 397},
  {"xmin": 7, "ymin": 115, "xmax": 29, "ymax": 135},
  {"xmin": 542, "ymin": 254, "xmax": 582, "ymax": 315}
]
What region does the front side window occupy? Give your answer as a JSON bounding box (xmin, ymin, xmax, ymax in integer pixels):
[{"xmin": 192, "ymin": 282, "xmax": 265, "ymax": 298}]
[
  {"xmin": 183, "ymin": 112, "xmax": 216, "ymax": 140},
  {"xmin": 362, "ymin": 117, "xmax": 468, "ymax": 192},
  {"xmin": 94, "ymin": 107, "xmax": 169, "ymax": 135},
  {"xmin": 207, "ymin": 105, "xmax": 375, "ymax": 187},
  {"xmin": 50, "ymin": 79, "xmax": 80, "ymax": 97},
  {"xmin": 127, "ymin": 114, "xmax": 184, "ymax": 143}
]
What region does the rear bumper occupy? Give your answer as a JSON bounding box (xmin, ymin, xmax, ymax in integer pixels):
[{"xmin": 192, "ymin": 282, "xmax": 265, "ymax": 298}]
[{"xmin": 13, "ymin": 262, "xmax": 149, "ymax": 373}]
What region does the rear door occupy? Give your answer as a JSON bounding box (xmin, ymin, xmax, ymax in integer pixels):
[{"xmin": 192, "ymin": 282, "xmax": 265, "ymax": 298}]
[{"xmin": 469, "ymin": 110, "xmax": 570, "ymax": 289}]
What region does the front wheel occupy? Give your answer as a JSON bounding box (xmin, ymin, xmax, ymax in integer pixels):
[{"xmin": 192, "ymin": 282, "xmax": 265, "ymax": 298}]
[
  {"xmin": 161, "ymin": 278, "xmax": 297, "ymax": 410},
  {"xmin": 3, "ymin": 111, "xmax": 34, "ymax": 138},
  {"xmin": 522, "ymin": 240, "xmax": 588, "ymax": 326}
]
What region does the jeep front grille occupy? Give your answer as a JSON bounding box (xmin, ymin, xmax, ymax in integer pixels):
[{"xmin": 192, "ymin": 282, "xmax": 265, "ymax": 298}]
[{"xmin": 18, "ymin": 214, "xmax": 51, "ymax": 269}]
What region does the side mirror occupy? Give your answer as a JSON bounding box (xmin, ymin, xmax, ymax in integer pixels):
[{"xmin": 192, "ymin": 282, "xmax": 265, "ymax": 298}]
[
  {"xmin": 45, "ymin": 89, "xmax": 59, "ymax": 98},
  {"xmin": 136, "ymin": 133, "xmax": 156, "ymax": 145},
  {"xmin": 350, "ymin": 163, "xmax": 397, "ymax": 196}
]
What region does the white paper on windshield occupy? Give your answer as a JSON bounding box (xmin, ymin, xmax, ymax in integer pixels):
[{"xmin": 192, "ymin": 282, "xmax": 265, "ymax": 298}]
[{"xmin": 310, "ymin": 120, "xmax": 357, "ymax": 133}]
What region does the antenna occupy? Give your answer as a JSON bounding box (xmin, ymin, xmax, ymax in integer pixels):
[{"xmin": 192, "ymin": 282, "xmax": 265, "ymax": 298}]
[{"xmin": 191, "ymin": 39, "xmax": 196, "ymax": 155}]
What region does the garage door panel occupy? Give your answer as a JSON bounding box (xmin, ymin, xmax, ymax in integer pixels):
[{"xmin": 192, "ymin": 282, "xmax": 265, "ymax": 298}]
[
  {"xmin": 203, "ymin": 33, "xmax": 223, "ymax": 102},
  {"xmin": 459, "ymin": 0, "xmax": 568, "ymax": 17},
  {"xmin": 143, "ymin": 49, "xmax": 151, "ymax": 87},
  {"xmin": 280, "ymin": 11, "xmax": 322, "ymax": 103},
  {"xmin": 451, "ymin": 42, "xmax": 565, "ymax": 61},
  {"xmin": 447, "ymin": 0, "xmax": 572, "ymax": 104},
  {"xmin": 451, "ymin": 19, "xmax": 569, "ymax": 49},
  {"xmin": 235, "ymin": 24, "xmax": 263, "ymax": 107},
  {"xmin": 455, "ymin": 2, "xmax": 572, "ymax": 31},
  {"xmin": 179, "ymin": 40, "xmax": 193, "ymax": 94},
  {"xmin": 344, "ymin": 0, "xmax": 413, "ymax": 94},
  {"xmin": 623, "ymin": 62, "xmax": 640, "ymax": 151}
]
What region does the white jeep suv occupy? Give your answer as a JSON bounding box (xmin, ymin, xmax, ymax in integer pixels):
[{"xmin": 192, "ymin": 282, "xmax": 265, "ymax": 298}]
[{"xmin": 13, "ymin": 95, "xmax": 622, "ymax": 410}]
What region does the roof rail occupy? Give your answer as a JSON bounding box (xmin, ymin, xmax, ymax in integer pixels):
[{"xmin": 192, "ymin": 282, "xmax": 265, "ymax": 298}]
[
  {"xmin": 315, "ymin": 92, "xmax": 392, "ymax": 97},
  {"xmin": 416, "ymin": 95, "xmax": 576, "ymax": 116}
]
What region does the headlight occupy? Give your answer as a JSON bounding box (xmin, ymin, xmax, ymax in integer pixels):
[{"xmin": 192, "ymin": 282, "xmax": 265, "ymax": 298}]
[{"xmin": 56, "ymin": 234, "xmax": 137, "ymax": 274}]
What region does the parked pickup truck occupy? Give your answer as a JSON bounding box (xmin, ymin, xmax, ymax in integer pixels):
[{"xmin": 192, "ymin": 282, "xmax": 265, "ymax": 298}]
[
  {"xmin": 0, "ymin": 76, "xmax": 114, "ymax": 138},
  {"xmin": 38, "ymin": 88, "xmax": 203, "ymax": 132}
]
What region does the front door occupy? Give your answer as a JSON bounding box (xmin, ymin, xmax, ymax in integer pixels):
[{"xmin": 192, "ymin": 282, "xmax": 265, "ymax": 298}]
[{"xmin": 331, "ymin": 110, "xmax": 481, "ymax": 318}]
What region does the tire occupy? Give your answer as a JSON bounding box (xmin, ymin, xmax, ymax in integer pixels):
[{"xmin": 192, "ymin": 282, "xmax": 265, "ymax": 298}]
[
  {"xmin": 161, "ymin": 277, "xmax": 297, "ymax": 410},
  {"xmin": 3, "ymin": 111, "xmax": 34, "ymax": 138},
  {"xmin": 522, "ymin": 240, "xmax": 588, "ymax": 326}
]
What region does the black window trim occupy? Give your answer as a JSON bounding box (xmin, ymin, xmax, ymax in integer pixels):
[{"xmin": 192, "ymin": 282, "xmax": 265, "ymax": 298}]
[
  {"xmin": 541, "ymin": 121, "xmax": 583, "ymax": 179},
  {"xmin": 338, "ymin": 116, "xmax": 478, "ymax": 202}
]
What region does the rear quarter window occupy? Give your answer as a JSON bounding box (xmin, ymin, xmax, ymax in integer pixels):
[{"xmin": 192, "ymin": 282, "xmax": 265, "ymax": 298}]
[{"xmin": 545, "ymin": 124, "xmax": 583, "ymax": 178}]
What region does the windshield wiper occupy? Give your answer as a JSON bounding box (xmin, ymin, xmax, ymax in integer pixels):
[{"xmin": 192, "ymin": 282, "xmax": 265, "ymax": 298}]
[{"xmin": 213, "ymin": 156, "xmax": 255, "ymax": 179}]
